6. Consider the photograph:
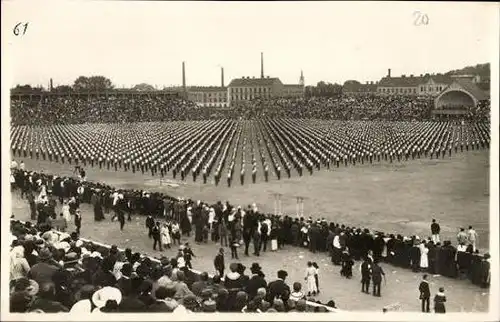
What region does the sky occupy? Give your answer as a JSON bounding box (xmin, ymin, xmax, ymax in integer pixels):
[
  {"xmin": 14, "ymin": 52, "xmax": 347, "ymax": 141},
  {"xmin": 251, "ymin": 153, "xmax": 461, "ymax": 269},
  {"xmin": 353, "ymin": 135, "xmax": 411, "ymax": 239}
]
[{"xmin": 1, "ymin": 1, "xmax": 498, "ymax": 88}]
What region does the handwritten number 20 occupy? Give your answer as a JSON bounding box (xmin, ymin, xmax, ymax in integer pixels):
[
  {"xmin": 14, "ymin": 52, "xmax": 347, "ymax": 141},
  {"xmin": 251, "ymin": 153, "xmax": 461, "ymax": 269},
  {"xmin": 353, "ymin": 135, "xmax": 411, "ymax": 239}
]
[
  {"xmin": 13, "ymin": 22, "xmax": 29, "ymax": 36},
  {"xmin": 413, "ymin": 11, "xmax": 429, "ymax": 26}
]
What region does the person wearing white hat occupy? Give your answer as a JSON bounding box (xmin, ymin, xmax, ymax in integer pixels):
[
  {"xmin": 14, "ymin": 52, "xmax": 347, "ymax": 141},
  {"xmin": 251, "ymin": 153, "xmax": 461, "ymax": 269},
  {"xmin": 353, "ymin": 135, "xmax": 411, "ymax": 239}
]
[
  {"xmin": 70, "ymin": 299, "xmax": 92, "ymax": 313},
  {"xmin": 92, "ymin": 286, "xmax": 122, "ymax": 310}
]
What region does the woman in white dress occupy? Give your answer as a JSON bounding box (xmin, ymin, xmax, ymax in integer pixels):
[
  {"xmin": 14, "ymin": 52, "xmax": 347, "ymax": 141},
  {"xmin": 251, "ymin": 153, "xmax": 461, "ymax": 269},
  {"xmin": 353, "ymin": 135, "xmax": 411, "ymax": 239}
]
[
  {"xmin": 37, "ymin": 184, "xmax": 47, "ymax": 203},
  {"xmin": 304, "ymin": 261, "xmax": 318, "ymax": 296},
  {"xmin": 419, "ymin": 241, "xmax": 429, "ymax": 271},
  {"xmin": 62, "ymin": 201, "xmax": 71, "ymax": 223},
  {"xmin": 161, "ymin": 223, "xmax": 172, "ymax": 249},
  {"xmin": 171, "ymin": 221, "xmax": 181, "ymax": 245},
  {"xmin": 208, "ymin": 207, "xmax": 215, "ymax": 232}
]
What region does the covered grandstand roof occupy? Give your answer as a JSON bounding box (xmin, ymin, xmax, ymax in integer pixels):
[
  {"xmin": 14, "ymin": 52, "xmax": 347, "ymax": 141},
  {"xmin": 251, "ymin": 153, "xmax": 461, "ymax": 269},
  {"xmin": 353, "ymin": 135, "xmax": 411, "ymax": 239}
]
[{"xmin": 452, "ymin": 78, "xmax": 489, "ymax": 101}]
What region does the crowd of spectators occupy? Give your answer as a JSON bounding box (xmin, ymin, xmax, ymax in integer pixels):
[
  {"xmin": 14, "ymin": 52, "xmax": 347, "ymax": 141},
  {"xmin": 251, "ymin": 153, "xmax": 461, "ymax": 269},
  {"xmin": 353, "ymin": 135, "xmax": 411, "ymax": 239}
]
[
  {"xmin": 9, "ymin": 167, "xmax": 491, "ymax": 313},
  {"xmin": 10, "ymin": 94, "xmax": 491, "ymax": 125},
  {"xmin": 9, "ymin": 219, "xmax": 338, "ymax": 314},
  {"xmin": 232, "ymin": 95, "xmax": 435, "ymax": 121},
  {"xmin": 10, "ymin": 96, "xmax": 201, "ymax": 125}
]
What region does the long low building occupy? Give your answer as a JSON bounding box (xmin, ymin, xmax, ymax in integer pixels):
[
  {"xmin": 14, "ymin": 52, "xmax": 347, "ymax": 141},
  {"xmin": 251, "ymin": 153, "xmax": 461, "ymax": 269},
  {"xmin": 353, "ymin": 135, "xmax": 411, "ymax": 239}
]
[
  {"xmin": 377, "ymin": 69, "xmax": 453, "ymax": 96},
  {"xmin": 187, "ymin": 86, "xmax": 228, "ymax": 107},
  {"xmin": 227, "ymin": 74, "xmax": 304, "ymax": 105}
]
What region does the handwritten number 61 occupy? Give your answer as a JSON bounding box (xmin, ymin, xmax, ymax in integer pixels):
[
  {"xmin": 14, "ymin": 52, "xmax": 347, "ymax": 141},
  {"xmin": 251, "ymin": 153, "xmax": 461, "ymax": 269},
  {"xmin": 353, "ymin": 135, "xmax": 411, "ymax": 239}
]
[
  {"xmin": 13, "ymin": 22, "xmax": 29, "ymax": 36},
  {"xmin": 413, "ymin": 11, "xmax": 429, "ymax": 26}
]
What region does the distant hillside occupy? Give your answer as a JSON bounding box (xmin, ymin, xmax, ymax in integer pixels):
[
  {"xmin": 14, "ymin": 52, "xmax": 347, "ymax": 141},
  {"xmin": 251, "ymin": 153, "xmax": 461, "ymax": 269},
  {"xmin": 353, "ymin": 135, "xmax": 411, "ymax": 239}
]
[{"xmin": 445, "ymin": 63, "xmax": 490, "ymax": 78}]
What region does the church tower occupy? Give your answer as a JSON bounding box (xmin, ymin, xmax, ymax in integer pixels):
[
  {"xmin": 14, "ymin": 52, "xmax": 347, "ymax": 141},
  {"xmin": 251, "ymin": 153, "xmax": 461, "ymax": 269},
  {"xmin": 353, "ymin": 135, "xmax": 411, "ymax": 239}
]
[{"xmin": 299, "ymin": 70, "xmax": 304, "ymax": 86}]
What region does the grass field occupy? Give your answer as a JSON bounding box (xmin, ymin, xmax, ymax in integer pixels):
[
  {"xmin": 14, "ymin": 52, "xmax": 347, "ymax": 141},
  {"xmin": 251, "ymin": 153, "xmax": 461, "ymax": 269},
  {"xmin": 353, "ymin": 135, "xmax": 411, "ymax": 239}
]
[{"xmin": 10, "ymin": 149, "xmax": 491, "ymax": 312}]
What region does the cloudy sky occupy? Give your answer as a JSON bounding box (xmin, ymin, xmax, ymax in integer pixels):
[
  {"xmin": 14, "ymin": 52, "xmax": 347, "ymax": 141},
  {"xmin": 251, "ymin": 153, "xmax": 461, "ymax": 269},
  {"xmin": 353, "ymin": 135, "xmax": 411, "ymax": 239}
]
[{"xmin": 1, "ymin": 1, "xmax": 498, "ymax": 88}]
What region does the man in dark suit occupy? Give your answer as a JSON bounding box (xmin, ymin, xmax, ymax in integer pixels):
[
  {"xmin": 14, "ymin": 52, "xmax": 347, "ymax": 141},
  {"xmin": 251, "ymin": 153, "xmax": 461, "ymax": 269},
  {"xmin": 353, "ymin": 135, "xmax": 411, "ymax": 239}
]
[
  {"xmin": 418, "ymin": 274, "xmax": 431, "ymax": 313},
  {"xmin": 117, "ymin": 277, "xmax": 147, "ymax": 312},
  {"xmin": 246, "ymin": 263, "xmax": 267, "ymax": 299},
  {"xmin": 152, "ymin": 222, "xmax": 162, "ymax": 251},
  {"xmin": 213, "ymin": 248, "xmax": 225, "ymax": 277},
  {"xmin": 266, "ymin": 270, "xmax": 290, "ymax": 305},
  {"xmin": 371, "ymin": 259, "xmax": 385, "ymax": 297},
  {"xmin": 431, "ymin": 219, "xmax": 440, "ymax": 244},
  {"xmin": 149, "ymin": 287, "xmax": 177, "ymax": 312},
  {"xmin": 29, "ymin": 282, "xmax": 69, "ymax": 313},
  {"xmin": 145, "ymin": 215, "xmax": 154, "ymax": 239},
  {"xmin": 115, "ymin": 263, "xmax": 132, "ymax": 292},
  {"xmin": 360, "ymin": 257, "xmax": 372, "ymax": 294}
]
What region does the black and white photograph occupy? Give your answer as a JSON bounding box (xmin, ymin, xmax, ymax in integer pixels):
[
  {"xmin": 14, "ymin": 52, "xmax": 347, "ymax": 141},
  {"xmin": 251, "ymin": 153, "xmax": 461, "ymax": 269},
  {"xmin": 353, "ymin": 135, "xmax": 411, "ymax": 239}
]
[{"xmin": 1, "ymin": 1, "xmax": 499, "ymax": 320}]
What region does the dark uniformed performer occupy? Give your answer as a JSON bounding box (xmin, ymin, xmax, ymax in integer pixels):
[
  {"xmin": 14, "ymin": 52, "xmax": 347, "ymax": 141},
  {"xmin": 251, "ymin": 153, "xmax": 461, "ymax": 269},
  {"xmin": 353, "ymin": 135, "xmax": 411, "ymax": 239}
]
[
  {"xmin": 240, "ymin": 168, "xmax": 245, "ymax": 185},
  {"xmin": 252, "ymin": 167, "xmax": 257, "ymax": 184},
  {"xmin": 264, "ymin": 165, "xmax": 269, "ymax": 182},
  {"xmin": 276, "ymin": 165, "xmax": 281, "ymax": 180}
]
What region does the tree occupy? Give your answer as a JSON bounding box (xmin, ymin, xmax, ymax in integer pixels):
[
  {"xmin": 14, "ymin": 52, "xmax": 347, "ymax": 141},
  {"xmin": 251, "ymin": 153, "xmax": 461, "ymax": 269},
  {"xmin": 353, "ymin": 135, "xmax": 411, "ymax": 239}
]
[
  {"xmin": 54, "ymin": 85, "xmax": 73, "ymax": 93},
  {"xmin": 305, "ymin": 81, "xmax": 342, "ymax": 98},
  {"xmin": 12, "ymin": 84, "xmax": 33, "ymax": 91},
  {"xmin": 73, "ymin": 75, "xmax": 114, "ymax": 91},
  {"xmin": 11, "ymin": 84, "xmax": 45, "ymax": 93},
  {"xmin": 132, "ymin": 83, "xmax": 156, "ymax": 91}
]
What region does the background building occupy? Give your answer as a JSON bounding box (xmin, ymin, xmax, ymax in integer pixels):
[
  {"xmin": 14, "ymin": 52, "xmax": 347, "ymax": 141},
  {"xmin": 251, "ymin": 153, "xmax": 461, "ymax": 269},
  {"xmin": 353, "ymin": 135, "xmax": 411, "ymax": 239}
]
[
  {"xmin": 187, "ymin": 86, "xmax": 228, "ymax": 107},
  {"xmin": 342, "ymin": 80, "xmax": 378, "ymax": 95},
  {"xmin": 184, "ymin": 53, "xmax": 304, "ymax": 107},
  {"xmin": 377, "ymin": 68, "xmax": 453, "ymax": 96},
  {"xmin": 227, "ymin": 76, "xmax": 283, "ymax": 105}
]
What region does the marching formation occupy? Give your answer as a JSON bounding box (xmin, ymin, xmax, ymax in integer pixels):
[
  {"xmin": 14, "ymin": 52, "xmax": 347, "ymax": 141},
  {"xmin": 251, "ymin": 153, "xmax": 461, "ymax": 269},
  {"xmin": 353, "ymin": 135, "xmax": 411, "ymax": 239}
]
[{"xmin": 11, "ymin": 119, "xmax": 490, "ymax": 185}]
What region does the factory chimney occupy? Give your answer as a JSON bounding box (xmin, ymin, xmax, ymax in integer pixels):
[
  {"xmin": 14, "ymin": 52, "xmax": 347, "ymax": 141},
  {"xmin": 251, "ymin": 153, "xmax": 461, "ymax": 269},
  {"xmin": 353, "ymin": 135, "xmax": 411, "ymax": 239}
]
[
  {"xmin": 387, "ymin": 68, "xmax": 392, "ymax": 78},
  {"xmin": 261, "ymin": 52, "xmax": 264, "ymax": 78},
  {"xmin": 221, "ymin": 67, "xmax": 225, "ymax": 87},
  {"xmin": 182, "ymin": 61, "xmax": 186, "ymax": 93}
]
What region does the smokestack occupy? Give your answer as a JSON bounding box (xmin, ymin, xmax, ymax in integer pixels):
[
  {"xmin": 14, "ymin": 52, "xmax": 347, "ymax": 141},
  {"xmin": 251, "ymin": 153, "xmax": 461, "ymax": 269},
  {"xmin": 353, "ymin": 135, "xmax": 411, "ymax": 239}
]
[
  {"xmin": 221, "ymin": 67, "xmax": 225, "ymax": 87},
  {"xmin": 261, "ymin": 52, "xmax": 264, "ymax": 78},
  {"xmin": 388, "ymin": 68, "xmax": 391, "ymax": 78},
  {"xmin": 182, "ymin": 62, "xmax": 186, "ymax": 93},
  {"xmin": 50, "ymin": 78, "xmax": 53, "ymax": 91}
]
